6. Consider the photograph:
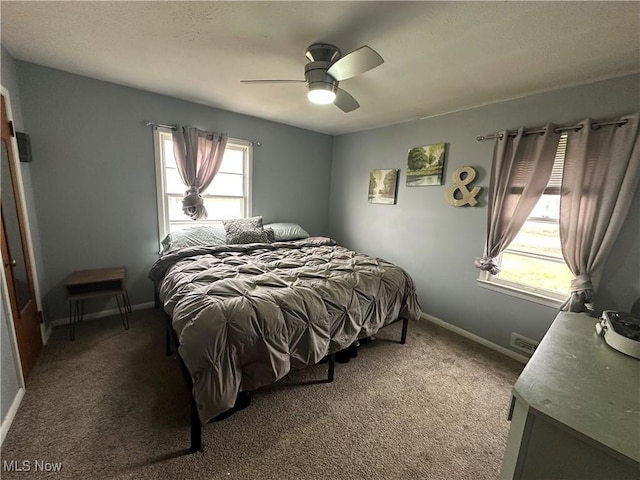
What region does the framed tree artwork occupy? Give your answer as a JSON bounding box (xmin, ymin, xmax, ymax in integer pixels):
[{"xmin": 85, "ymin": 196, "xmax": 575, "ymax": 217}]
[
  {"xmin": 406, "ymin": 143, "xmax": 447, "ymax": 186},
  {"xmin": 368, "ymin": 169, "xmax": 399, "ymax": 204}
]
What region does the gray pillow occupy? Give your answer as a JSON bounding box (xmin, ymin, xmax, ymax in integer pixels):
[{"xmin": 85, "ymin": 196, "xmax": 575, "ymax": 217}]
[
  {"xmin": 223, "ymin": 216, "xmax": 270, "ymax": 244},
  {"xmin": 161, "ymin": 225, "xmax": 227, "ymax": 254},
  {"xmin": 264, "ymin": 222, "xmax": 310, "ymax": 241}
]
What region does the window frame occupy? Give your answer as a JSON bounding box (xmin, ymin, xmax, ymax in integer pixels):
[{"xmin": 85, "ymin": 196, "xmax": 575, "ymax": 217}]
[
  {"xmin": 477, "ymin": 134, "xmax": 569, "ymax": 308},
  {"xmin": 153, "ymin": 126, "xmax": 253, "ymax": 249}
]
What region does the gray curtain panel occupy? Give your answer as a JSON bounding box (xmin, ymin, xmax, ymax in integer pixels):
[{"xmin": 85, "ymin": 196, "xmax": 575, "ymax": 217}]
[
  {"xmin": 476, "ymin": 125, "xmax": 560, "ymax": 274},
  {"xmin": 560, "ymin": 113, "xmax": 640, "ymax": 312},
  {"xmin": 172, "ymin": 127, "xmax": 228, "ymax": 220}
]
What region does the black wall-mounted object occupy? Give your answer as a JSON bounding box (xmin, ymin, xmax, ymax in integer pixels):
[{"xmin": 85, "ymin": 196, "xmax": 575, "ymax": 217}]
[{"xmin": 16, "ymin": 132, "xmax": 32, "ymax": 163}]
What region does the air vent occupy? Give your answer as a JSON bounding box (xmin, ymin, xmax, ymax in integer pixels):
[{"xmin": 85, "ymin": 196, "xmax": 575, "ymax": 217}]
[{"xmin": 510, "ymin": 333, "xmax": 539, "ymax": 354}]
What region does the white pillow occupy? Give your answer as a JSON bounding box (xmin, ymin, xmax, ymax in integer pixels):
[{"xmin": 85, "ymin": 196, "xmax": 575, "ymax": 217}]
[
  {"xmin": 264, "ymin": 222, "xmax": 310, "ymax": 241},
  {"xmin": 161, "ymin": 225, "xmax": 226, "ymax": 254}
]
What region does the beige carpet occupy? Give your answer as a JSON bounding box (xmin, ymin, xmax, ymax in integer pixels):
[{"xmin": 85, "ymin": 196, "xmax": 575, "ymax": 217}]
[{"xmin": 1, "ymin": 309, "xmax": 522, "ymax": 479}]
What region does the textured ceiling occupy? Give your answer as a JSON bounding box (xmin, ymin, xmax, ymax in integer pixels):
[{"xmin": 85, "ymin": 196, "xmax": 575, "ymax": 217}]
[{"xmin": 1, "ymin": 1, "xmax": 639, "ymax": 135}]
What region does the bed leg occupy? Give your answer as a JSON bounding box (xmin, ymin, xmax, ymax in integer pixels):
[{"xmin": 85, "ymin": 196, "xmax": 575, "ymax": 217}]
[
  {"xmin": 165, "ymin": 324, "xmax": 172, "ymax": 356},
  {"xmin": 327, "ymin": 353, "xmax": 335, "ymax": 383},
  {"xmin": 154, "ymin": 283, "xmax": 161, "ymax": 309},
  {"xmin": 190, "ymin": 397, "xmax": 202, "ymax": 453},
  {"xmin": 163, "ymin": 310, "xmax": 174, "ymax": 356},
  {"xmin": 400, "ymin": 317, "xmax": 409, "ymax": 345},
  {"xmin": 162, "ymin": 308, "xmax": 202, "ymax": 453}
]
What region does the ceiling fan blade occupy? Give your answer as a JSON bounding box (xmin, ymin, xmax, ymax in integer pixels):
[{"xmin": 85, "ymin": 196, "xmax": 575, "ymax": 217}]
[
  {"xmin": 334, "ymin": 88, "xmax": 359, "ymax": 113},
  {"xmin": 327, "ymin": 46, "xmax": 384, "ymax": 81},
  {"xmin": 240, "ymin": 80, "xmax": 305, "ymax": 84}
]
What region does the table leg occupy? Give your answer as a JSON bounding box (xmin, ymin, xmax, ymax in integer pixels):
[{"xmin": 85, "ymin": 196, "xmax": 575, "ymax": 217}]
[
  {"xmin": 69, "ymin": 300, "xmax": 83, "ymax": 341},
  {"xmin": 69, "ymin": 301, "xmax": 74, "ymax": 341},
  {"xmin": 115, "ymin": 294, "xmax": 130, "ymax": 330},
  {"xmin": 123, "ymin": 288, "xmax": 132, "ymax": 313}
]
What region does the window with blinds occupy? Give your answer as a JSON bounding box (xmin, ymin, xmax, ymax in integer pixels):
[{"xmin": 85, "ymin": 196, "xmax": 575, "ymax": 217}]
[{"xmin": 487, "ymin": 134, "xmax": 573, "ymax": 300}]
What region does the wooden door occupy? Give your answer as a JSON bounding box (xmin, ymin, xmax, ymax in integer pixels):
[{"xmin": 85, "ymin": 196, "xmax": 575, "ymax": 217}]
[{"xmin": 1, "ymin": 94, "xmax": 42, "ymax": 381}]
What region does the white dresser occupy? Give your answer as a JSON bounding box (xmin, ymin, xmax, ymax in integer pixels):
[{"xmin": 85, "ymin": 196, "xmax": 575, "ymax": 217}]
[{"xmin": 500, "ymin": 312, "xmax": 640, "ymax": 479}]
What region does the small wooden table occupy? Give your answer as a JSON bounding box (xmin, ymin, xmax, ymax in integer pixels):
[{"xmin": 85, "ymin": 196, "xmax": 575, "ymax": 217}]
[{"xmin": 64, "ymin": 267, "xmax": 131, "ymax": 340}]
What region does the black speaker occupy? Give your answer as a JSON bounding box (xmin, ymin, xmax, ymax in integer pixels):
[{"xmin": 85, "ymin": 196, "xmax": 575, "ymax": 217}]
[{"xmin": 16, "ymin": 132, "xmax": 32, "ymax": 163}]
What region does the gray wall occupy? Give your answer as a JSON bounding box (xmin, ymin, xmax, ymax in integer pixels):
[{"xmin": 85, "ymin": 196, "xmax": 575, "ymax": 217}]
[
  {"xmin": 328, "ymin": 74, "xmax": 640, "ymax": 355},
  {"xmin": 15, "ymin": 62, "xmax": 333, "ymax": 322}
]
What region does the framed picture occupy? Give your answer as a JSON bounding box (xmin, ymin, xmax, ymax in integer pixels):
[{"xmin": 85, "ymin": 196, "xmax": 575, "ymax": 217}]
[
  {"xmin": 368, "ymin": 169, "xmax": 399, "ymax": 204},
  {"xmin": 406, "ymin": 143, "xmax": 447, "ymax": 186}
]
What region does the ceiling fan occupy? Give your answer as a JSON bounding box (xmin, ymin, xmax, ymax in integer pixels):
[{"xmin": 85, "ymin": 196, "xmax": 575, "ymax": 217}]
[{"xmin": 241, "ymin": 43, "xmax": 384, "ymax": 113}]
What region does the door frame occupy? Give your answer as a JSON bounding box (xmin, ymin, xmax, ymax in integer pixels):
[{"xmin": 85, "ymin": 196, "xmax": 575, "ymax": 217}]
[
  {"xmin": 1, "ymin": 86, "xmax": 46, "ymax": 345},
  {"xmin": 1, "ymin": 85, "xmax": 43, "ymax": 313},
  {"xmin": 0, "ymin": 86, "xmax": 27, "ymax": 446}
]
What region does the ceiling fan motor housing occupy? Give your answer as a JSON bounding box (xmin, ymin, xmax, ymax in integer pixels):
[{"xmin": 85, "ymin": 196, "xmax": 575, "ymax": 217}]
[
  {"xmin": 305, "ymin": 62, "xmax": 338, "ymax": 93},
  {"xmin": 305, "ymin": 43, "xmax": 341, "ymax": 63},
  {"xmin": 305, "ymin": 43, "xmax": 341, "ymax": 94}
]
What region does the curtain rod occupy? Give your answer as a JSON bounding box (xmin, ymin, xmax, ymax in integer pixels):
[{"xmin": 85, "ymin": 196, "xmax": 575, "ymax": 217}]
[
  {"xmin": 144, "ymin": 120, "xmax": 177, "ymax": 131},
  {"xmin": 475, "ymin": 119, "xmax": 628, "ymax": 142},
  {"xmin": 143, "ymin": 121, "xmax": 263, "ymax": 146}
]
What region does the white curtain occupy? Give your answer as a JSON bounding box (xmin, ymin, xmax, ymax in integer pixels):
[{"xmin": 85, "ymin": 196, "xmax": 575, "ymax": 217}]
[
  {"xmin": 476, "ymin": 125, "xmax": 560, "ymax": 274},
  {"xmin": 172, "ymin": 127, "xmax": 228, "ymax": 220},
  {"xmin": 559, "ymin": 113, "xmax": 640, "ymax": 312}
]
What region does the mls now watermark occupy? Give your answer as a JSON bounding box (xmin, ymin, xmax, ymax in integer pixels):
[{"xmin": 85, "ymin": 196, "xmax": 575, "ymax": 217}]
[{"xmin": 3, "ymin": 460, "xmax": 63, "ymax": 473}]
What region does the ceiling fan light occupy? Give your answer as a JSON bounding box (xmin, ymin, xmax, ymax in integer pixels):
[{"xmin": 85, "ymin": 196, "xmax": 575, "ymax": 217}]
[{"xmin": 307, "ymin": 87, "xmax": 336, "ymax": 105}]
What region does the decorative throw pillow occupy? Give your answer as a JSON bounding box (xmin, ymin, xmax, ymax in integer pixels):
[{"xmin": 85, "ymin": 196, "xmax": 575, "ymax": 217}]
[
  {"xmin": 223, "ymin": 216, "xmax": 270, "ymax": 244},
  {"xmin": 264, "ymin": 227, "xmax": 276, "ymax": 243}
]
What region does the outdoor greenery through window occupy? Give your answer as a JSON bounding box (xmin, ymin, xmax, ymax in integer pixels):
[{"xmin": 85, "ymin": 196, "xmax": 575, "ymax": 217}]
[
  {"xmin": 154, "ymin": 128, "xmax": 251, "ymax": 240},
  {"xmin": 485, "ymin": 134, "xmax": 573, "ymax": 301}
]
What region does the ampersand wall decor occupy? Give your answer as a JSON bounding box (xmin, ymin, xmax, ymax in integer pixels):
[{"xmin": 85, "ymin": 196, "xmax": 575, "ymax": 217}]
[{"xmin": 445, "ymin": 166, "xmax": 481, "ymax": 207}]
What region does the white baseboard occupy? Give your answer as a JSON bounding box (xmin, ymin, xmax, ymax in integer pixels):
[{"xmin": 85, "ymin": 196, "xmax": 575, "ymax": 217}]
[
  {"xmin": 41, "ymin": 321, "xmax": 52, "ymax": 345},
  {"xmin": 51, "ymin": 302, "xmax": 156, "ymax": 327},
  {"xmin": 1, "ymin": 387, "xmax": 24, "ymax": 446},
  {"xmin": 420, "ymin": 312, "xmax": 529, "ymax": 364},
  {"xmin": 48, "ymin": 305, "xmax": 526, "ymax": 363}
]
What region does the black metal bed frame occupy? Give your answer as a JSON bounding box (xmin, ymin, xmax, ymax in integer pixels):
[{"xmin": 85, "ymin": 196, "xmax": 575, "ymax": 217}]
[{"xmin": 156, "ymin": 285, "xmax": 408, "ymax": 453}]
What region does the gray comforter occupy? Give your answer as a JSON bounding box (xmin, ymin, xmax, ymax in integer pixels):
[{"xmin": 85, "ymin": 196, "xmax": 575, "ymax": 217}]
[{"xmin": 149, "ymin": 237, "xmax": 421, "ymax": 423}]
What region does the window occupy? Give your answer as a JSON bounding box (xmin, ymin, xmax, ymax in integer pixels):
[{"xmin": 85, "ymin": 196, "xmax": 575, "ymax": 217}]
[
  {"xmin": 479, "ymin": 134, "xmax": 573, "ymax": 304},
  {"xmin": 153, "ymin": 127, "xmax": 252, "ymax": 242}
]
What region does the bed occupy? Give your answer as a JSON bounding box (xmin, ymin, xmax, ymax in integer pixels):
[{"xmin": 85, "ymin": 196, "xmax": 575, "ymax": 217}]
[{"xmin": 149, "ymin": 220, "xmax": 421, "ymax": 451}]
